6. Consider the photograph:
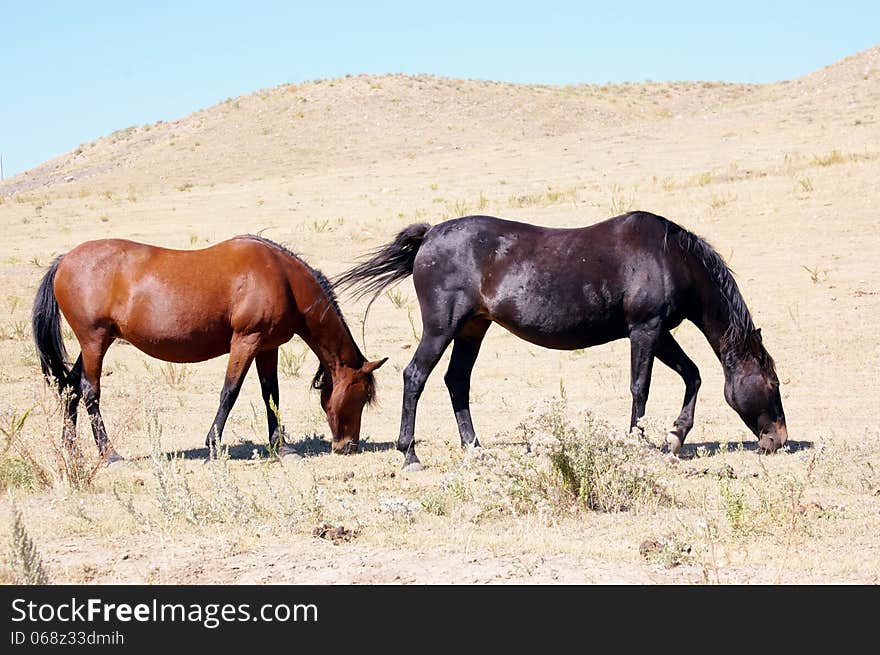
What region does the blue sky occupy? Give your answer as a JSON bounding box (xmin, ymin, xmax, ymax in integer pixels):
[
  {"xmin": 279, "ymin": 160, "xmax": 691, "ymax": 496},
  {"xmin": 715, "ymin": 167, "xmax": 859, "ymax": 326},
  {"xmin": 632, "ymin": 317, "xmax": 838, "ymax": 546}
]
[{"xmin": 1, "ymin": 2, "xmax": 877, "ymax": 178}]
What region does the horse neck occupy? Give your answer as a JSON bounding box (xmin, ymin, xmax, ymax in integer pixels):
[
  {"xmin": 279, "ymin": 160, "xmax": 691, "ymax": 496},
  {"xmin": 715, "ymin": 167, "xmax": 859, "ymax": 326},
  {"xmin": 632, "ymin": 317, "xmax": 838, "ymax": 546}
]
[
  {"xmin": 689, "ymin": 265, "xmax": 751, "ymax": 379},
  {"xmin": 296, "ymin": 272, "xmax": 364, "ymax": 376}
]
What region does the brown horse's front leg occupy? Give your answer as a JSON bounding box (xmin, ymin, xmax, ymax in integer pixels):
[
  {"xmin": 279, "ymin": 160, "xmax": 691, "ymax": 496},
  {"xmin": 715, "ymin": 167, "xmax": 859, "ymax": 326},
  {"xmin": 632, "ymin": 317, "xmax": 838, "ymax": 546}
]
[
  {"xmin": 255, "ymin": 348, "xmax": 291, "ymax": 457},
  {"xmin": 205, "ymin": 335, "xmax": 259, "ymax": 460}
]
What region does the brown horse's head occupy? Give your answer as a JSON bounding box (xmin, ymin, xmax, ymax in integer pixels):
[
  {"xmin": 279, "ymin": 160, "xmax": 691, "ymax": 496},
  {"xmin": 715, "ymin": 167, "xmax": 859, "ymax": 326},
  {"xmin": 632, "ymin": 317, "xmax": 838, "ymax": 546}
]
[
  {"xmin": 723, "ymin": 329, "xmax": 788, "ymax": 452},
  {"xmin": 314, "ymin": 358, "xmax": 387, "ymax": 454}
]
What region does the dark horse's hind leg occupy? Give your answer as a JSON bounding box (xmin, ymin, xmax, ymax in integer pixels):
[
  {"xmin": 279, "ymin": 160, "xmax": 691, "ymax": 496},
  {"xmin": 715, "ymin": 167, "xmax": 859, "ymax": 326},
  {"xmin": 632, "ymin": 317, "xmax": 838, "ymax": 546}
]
[
  {"xmin": 255, "ymin": 348, "xmax": 290, "ymax": 456},
  {"xmin": 443, "ymin": 319, "xmax": 490, "ymax": 448},
  {"xmin": 654, "ymin": 330, "xmax": 701, "ymax": 455},
  {"xmin": 205, "ymin": 335, "xmax": 259, "ymax": 459},
  {"xmin": 399, "ymin": 330, "xmax": 454, "ymax": 470},
  {"xmin": 627, "ymin": 321, "xmax": 662, "ymax": 437},
  {"xmin": 80, "ymin": 335, "xmax": 123, "ymax": 463}
]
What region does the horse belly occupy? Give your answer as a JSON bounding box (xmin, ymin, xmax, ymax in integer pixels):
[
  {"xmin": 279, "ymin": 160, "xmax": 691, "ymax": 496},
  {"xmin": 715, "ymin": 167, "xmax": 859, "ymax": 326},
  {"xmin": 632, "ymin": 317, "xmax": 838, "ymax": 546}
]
[
  {"xmin": 486, "ymin": 271, "xmax": 627, "ymax": 350},
  {"xmin": 494, "ymin": 315, "xmax": 626, "ymax": 350},
  {"xmin": 116, "ymin": 302, "xmax": 233, "ymax": 363},
  {"xmin": 121, "ymin": 329, "xmax": 232, "ymax": 363}
]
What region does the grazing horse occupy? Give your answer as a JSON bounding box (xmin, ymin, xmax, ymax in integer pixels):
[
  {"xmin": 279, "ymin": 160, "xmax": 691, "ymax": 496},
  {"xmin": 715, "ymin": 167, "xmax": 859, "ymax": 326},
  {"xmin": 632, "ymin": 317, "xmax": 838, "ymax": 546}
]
[
  {"xmin": 32, "ymin": 235, "xmax": 386, "ymax": 462},
  {"xmin": 335, "ymin": 211, "xmax": 788, "ymax": 470}
]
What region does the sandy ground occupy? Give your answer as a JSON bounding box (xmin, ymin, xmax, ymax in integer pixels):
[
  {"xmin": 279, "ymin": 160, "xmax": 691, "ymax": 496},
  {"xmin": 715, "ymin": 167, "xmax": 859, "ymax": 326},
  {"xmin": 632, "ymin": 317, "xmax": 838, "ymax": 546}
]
[{"xmin": 0, "ymin": 46, "xmax": 878, "ymax": 584}]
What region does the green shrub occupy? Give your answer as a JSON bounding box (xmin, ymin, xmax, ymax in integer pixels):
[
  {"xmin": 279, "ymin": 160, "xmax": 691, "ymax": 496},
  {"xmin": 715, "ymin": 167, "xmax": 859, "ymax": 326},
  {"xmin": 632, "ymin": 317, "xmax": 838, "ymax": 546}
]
[{"xmin": 514, "ymin": 399, "xmax": 665, "ymax": 512}]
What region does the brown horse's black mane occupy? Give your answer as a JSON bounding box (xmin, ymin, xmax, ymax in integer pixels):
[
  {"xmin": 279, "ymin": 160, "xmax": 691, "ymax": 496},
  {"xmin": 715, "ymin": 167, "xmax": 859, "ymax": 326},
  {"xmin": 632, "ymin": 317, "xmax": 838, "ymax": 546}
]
[
  {"xmin": 239, "ymin": 234, "xmax": 343, "ymax": 318},
  {"xmin": 239, "ymin": 234, "xmax": 375, "ymax": 403},
  {"xmin": 659, "ymin": 216, "xmax": 775, "ymax": 375}
]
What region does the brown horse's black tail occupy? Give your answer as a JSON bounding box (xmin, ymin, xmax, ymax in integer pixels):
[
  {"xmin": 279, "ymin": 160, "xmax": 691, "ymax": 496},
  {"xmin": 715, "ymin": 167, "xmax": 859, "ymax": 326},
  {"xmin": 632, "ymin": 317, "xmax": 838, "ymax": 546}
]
[
  {"xmin": 32, "ymin": 256, "xmax": 72, "ymax": 393},
  {"xmin": 334, "ymin": 223, "xmax": 431, "ymax": 301}
]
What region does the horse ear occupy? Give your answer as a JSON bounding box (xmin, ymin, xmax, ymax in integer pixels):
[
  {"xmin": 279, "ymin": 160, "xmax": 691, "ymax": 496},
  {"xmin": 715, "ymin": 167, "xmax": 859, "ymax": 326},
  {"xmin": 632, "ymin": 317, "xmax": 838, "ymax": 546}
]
[
  {"xmin": 363, "ymin": 357, "xmax": 388, "ymax": 374},
  {"xmin": 753, "ymin": 327, "xmax": 763, "ymax": 342}
]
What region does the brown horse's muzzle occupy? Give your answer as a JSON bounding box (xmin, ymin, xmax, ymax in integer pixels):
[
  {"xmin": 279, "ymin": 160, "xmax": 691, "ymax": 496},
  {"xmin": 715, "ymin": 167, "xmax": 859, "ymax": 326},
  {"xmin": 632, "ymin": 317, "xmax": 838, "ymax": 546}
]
[
  {"xmin": 331, "ymin": 438, "xmax": 358, "ymax": 455},
  {"xmin": 758, "ymin": 420, "xmax": 788, "ymax": 453}
]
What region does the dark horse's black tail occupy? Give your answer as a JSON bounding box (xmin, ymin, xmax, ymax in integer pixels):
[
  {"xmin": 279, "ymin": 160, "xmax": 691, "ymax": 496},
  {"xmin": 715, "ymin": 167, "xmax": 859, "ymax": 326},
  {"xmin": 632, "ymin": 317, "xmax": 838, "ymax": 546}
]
[
  {"xmin": 32, "ymin": 256, "xmax": 72, "ymax": 392},
  {"xmin": 334, "ymin": 223, "xmax": 432, "ymax": 300}
]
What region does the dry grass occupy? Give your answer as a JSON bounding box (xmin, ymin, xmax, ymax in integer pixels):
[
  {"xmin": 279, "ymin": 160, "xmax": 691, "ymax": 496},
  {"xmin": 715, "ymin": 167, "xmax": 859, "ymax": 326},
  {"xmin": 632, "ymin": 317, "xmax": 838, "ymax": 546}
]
[
  {"xmin": 5, "ymin": 502, "xmax": 50, "ymax": 584},
  {"xmin": 1, "ymin": 389, "xmax": 872, "ymax": 583}
]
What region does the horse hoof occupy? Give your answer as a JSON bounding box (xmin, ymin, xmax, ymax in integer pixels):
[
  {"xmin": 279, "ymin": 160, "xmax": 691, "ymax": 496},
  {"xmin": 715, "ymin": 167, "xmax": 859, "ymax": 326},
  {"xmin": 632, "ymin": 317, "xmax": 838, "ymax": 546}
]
[
  {"xmin": 402, "ymin": 461, "xmax": 424, "ymax": 472},
  {"xmin": 104, "ymin": 451, "xmax": 125, "ymax": 467},
  {"xmin": 666, "ymin": 433, "xmax": 683, "ymax": 456}
]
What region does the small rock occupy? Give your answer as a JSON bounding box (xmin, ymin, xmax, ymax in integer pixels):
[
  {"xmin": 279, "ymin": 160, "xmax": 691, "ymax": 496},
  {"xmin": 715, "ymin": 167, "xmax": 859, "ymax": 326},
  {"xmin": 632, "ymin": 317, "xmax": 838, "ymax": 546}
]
[
  {"xmin": 717, "ymin": 463, "xmax": 737, "ymax": 479},
  {"xmin": 312, "ymin": 523, "xmax": 356, "ymax": 544},
  {"xmin": 639, "ymin": 539, "xmax": 661, "ymax": 557}
]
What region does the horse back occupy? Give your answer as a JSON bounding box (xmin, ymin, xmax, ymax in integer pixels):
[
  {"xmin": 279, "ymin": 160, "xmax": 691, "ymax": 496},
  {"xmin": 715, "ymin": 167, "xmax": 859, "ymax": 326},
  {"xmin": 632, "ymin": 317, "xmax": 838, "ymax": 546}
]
[
  {"xmin": 412, "ymin": 213, "xmax": 694, "ymax": 347},
  {"xmin": 53, "ymin": 238, "xmax": 300, "ymax": 361}
]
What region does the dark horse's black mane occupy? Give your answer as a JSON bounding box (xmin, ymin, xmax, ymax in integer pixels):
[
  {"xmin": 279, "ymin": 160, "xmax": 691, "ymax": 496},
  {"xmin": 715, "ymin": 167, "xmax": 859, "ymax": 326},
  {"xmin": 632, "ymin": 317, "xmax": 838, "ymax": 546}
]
[
  {"xmin": 659, "ymin": 216, "xmax": 775, "ymax": 374},
  {"xmin": 238, "ymin": 234, "xmax": 375, "ymax": 402}
]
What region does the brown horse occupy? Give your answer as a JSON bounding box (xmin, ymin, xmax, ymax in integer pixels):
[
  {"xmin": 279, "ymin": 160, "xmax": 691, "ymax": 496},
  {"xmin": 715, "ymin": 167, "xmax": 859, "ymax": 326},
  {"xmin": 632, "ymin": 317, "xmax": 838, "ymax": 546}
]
[{"xmin": 32, "ymin": 235, "xmax": 386, "ymax": 462}]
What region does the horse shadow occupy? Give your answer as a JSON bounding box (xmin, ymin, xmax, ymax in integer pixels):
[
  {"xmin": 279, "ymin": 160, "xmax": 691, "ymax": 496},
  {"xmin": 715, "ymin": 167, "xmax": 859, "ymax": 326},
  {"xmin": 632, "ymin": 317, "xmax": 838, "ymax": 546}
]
[
  {"xmin": 168, "ymin": 436, "xmax": 397, "ymax": 461},
  {"xmin": 673, "ymin": 439, "xmax": 814, "ymax": 459}
]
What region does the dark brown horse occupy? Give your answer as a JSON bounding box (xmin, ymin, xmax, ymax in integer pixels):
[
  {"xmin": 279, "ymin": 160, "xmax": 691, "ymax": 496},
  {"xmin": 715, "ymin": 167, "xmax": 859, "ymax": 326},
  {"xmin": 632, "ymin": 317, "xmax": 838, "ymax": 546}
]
[
  {"xmin": 335, "ymin": 211, "xmax": 788, "ymax": 470},
  {"xmin": 32, "ymin": 235, "xmax": 386, "ymax": 462}
]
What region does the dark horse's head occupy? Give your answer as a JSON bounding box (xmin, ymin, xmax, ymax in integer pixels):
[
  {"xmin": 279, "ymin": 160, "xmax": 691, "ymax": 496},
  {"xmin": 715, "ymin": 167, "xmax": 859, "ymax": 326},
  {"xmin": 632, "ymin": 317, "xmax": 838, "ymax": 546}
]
[
  {"xmin": 723, "ymin": 328, "xmax": 787, "ymax": 452},
  {"xmin": 313, "ymin": 358, "xmax": 387, "ymax": 454}
]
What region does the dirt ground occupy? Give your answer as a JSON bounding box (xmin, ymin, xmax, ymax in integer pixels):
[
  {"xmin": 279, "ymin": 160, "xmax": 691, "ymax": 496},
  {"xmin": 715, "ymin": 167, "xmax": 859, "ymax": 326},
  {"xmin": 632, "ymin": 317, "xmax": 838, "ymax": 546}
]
[{"xmin": 0, "ymin": 46, "xmax": 878, "ymax": 584}]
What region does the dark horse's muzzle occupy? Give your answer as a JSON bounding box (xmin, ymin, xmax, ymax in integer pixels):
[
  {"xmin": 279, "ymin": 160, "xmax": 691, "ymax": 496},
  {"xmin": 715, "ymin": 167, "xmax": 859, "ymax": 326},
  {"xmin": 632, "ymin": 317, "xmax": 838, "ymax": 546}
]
[{"xmin": 757, "ymin": 420, "xmax": 788, "ymax": 453}]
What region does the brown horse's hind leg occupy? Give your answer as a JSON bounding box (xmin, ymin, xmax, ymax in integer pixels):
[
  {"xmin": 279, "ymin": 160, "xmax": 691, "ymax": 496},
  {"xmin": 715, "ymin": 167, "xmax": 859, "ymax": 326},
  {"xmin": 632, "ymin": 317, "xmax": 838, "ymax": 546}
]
[
  {"xmin": 255, "ymin": 348, "xmax": 288, "ymax": 456},
  {"xmin": 654, "ymin": 331, "xmax": 701, "ymax": 456},
  {"xmin": 61, "ymin": 355, "xmax": 83, "ymax": 449},
  {"xmin": 443, "ymin": 319, "xmax": 490, "ymax": 448},
  {"xmin": 80, "ymin": 335, "xmax": 123, "ymax": 463},
  {"xmin": 205, "ymin": 334, "xmax": 260, "ymax": 459}
]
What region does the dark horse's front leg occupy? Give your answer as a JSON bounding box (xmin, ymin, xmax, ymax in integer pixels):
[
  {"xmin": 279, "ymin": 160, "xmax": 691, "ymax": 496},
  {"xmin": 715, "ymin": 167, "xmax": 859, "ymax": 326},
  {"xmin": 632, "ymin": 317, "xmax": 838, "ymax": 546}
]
[
  {"xmin": 443, "ymin": 320, "xmax": 490, "ymax": 448},
  {"xmin": 627, "ymin": 322, "xmax": 661, "ymax": 439},
  {"xmin": 654, "ymin": 331, "xmax": 701, "ymax": 455}
]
